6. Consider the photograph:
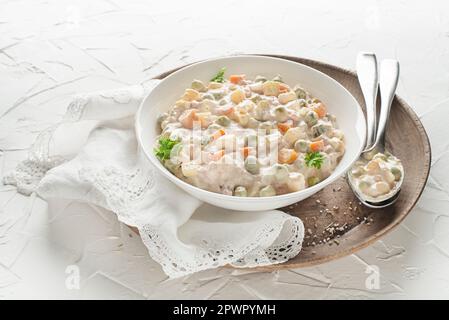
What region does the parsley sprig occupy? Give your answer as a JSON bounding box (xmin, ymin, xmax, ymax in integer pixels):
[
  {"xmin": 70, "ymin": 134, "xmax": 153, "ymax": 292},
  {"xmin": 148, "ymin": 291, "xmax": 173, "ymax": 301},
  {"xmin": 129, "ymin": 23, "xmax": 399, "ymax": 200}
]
[
  {"xmin": 210, "ymin": 67, "xmax": 226, "ymax": 83},
  {"xmin": 154, "ymin": 137, "xmax": 180, "ymax": 161},
  {"xmin": 305, "ymin": 151, "xmax": 324, "ymax": 169}
]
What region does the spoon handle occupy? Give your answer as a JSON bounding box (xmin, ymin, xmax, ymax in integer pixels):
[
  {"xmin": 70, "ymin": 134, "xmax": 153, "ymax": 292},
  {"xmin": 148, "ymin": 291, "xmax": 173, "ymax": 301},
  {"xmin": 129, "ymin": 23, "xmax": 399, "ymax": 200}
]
[
  {"xmin": 356, "ymin": 52, "xmax": 378, "ymax": 151},
  {"xmin": 372, "ymin": 59, "xmax": 400, "ymax": 151}
]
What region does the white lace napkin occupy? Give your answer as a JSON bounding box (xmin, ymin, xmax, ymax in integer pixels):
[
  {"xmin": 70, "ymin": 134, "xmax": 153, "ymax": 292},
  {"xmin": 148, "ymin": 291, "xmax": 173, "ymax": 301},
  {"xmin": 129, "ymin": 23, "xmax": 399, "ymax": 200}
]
[{"xmin": 3, "ymin": 80, "xmax": 304, "ymax": 278}]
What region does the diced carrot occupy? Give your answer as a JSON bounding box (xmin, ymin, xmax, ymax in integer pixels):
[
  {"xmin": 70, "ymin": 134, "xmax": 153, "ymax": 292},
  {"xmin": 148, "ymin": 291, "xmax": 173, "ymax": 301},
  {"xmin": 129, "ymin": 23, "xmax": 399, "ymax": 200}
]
[
  {"xmin": 277, "ymin": 122, "xmax": 292, "ymax": 134},
  {"xmin": 229, "ymin": 74, "xmax": 245, "ymax": 84},
  {"xmin": 179, "ymin": 109, "xmax": 197, "ymax": 129},
  {"xmin": 211, "ymin": 129, "xmax": 226, "ymax": 141},
  {"xmin": 210, "ymin": 150, "xmax": 225, "ymax": 161},
  {"xmin": 279, "ymin": 83, "xmax": 290, "ymax": 93},
  {"xmin": 278, "ymin": 148, "xmax": 298, "ymax": 164},
  {"xmin": 240, "ymin": 147, "xmax": 254, "ymax": 158},
  {"xmin": 313, "ymin": 102, "xmax": 327, "ymax": 118},
  {"xmin": 310, "ymin": 139, "xmax": 324, "ymax": 152}
]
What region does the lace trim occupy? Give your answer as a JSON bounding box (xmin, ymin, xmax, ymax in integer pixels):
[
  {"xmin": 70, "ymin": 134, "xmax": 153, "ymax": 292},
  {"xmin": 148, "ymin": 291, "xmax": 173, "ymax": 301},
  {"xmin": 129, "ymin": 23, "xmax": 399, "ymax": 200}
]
[
  {"xmin": 78, "ymin": 165, "xmax": 156, "ymax": 223},
  {"xmin": 138, "ymin": 218, "xmax": 303, "ymax": 277}
]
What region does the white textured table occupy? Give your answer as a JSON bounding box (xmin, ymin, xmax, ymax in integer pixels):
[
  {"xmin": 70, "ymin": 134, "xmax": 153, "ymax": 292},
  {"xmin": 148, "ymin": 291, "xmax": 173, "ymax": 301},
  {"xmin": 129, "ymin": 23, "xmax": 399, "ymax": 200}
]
[{"xmin": 1, "ymin": 0, "xmax": 448, "ymax": 300}]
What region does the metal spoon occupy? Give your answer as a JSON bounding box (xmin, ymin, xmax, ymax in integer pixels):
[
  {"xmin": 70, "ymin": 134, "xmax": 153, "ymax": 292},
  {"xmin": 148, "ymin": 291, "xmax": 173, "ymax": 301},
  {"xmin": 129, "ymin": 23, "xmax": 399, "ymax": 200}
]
[
  {"xmin": 348, "ymin": 58, "xmax": 403, "ymax": 208},
  {"xmin": 356, "ymin": 52, "xmax": 378, "ymax": 151}
]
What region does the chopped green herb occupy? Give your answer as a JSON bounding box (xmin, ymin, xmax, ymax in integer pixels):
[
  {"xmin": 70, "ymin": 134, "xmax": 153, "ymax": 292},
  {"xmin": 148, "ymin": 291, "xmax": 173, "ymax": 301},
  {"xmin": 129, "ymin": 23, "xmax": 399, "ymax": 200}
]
[
  {"xmin": 210, "ymin": 67, "xmax": 226, "ymax": 83},
  {"xmin": 305, "ymin": 151, "xmax": 324, "ymax": 169},
  {"xmin": 154, "ymin": 137, "xmax": 180, "ymax": 161}
]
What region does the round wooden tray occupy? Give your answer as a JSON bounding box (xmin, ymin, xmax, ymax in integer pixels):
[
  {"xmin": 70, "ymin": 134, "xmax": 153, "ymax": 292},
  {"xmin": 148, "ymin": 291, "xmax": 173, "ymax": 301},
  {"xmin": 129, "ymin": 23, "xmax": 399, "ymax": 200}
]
[{"xmin": 152, "ymin": 54, "xmax": 431, "ymax": 270}]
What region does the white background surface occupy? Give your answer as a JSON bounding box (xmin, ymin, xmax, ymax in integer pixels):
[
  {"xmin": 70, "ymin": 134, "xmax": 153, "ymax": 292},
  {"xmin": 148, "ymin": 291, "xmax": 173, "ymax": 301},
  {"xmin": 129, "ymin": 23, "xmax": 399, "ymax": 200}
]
[{"xmin": 1, "ymin": 0, "xmax": 448, "ymax": 299}]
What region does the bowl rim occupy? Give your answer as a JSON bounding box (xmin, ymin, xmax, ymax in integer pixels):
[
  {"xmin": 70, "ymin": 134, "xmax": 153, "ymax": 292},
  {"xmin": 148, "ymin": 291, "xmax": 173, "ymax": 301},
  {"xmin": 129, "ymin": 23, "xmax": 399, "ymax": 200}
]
[{"xmin": 135, "ymin": 54, "xmax": 366, "ymax": 202}]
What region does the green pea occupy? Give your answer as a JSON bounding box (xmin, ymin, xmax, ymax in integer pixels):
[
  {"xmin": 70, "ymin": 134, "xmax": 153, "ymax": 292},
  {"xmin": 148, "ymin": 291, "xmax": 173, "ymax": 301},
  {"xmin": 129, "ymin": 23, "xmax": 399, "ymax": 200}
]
[
  {"xmin": 272, "ymin": 75, "xmax": 283, "ymax": 83},
  {"xmin": 255, "ymin": 75, "xmax": 267, "ymax": 83},
  {"xmin": 202, "ymin": 93, "xmax": 214, "ymax": 100},
  {"xmin": 216, "ymin": 115, "xmax": 231, "ymax": 127},
  {"xmin": 391, "ymin": 167, "xmax": 402, "ymax": 181},
  {"xmin": 191, "ymin": 79, "xmax": 206, "ymax": 92},
  {"xmin": 305, "ymin": 110, "xmax": 318, "ymax": 126},
  {"xmin": 274, "ymin": 106, "xmax": 289, "ymax": 122},
  {"xmin": 201, "ymin": 135, "xmax": 211, "ymax": 146},
  {"xmin": 211, "ymin": 90, "xmax": 225, "ymax": 100},
  {"xmin": 307, "ymin": 176, "xmax": 320, "ymax": 186},
  {"xmin": 294, "ymin": 139, "xmax": 309, "ymax": 153},
  {"xmin": 312, "ymin": 123, "xmax": 330, "ymax": 138},
  {"xmin": 245, "ymin": 155, "xmax": 260, "ymax": 174},
  {"xmin": 208, "ymin": 123, "xmax": 222, "ymax": 131},
  {"xmin": 250, "ymin": 95, "xmax": 262, "ymax": 103},
  {"xmin": 294, "ymin": 85, "xmax": 307, "ymax": 99},
  {"xmin": 259, "ymin": 185, "xmax": 276, "ymax": 197},
  {"xmin": 358, "ymin": 180, "xmax": 370, "ymax": 191},
  {"xmin": 157, "ymin": 113, "xmax": 168, "ymax": 127},
  {"xmin": 234, "ymin": 186, "xmax": 248, "ymax": 197}
]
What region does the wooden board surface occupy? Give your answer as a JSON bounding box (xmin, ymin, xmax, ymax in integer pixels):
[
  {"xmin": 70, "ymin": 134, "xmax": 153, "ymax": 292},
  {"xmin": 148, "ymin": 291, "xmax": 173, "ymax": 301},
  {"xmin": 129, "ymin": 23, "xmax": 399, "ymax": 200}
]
[{"xmin": 149, "ymin": 54, "xmax": 431, "ymax": 270}]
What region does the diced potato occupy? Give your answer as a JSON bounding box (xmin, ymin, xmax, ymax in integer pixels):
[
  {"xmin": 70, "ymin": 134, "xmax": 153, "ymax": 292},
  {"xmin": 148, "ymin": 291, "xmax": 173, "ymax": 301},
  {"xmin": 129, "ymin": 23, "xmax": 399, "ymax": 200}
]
[
  {"xmin": 235, "ymin": 110, "xmax": 250, "ymax": 126},
  {"xmin": 249, "ymin": 82, "xmax": 263, "ymax": 94},
  {"xmin": 175, "ymin": 99, "xmax": 189, "ymax": 109},
  {"xmin": 328, "ymin": 137, "xmax": 343, "ymax": 152},
  {"xmin": 366, "ymin": 160, "xmax": 381, "ymax": 173},
  {"xmin": 374, "ymin": 181, "xmax": 390, "ymax": 195},
  {"xmin": 198, "ymin": 99, "xmax": 216, "ymax": 113},
  {"xmin": 272, "ymin": 164, "xmax": 289, "ymax": 183},
  {"xmin": 161, "ymin": 119, "xmax": 170, "ymax": 130},
  {"xmin": 240, "ymin": 100, "xmax": 256, "ymax": 112},
  {"xmin": 278, "ymin": 91, "xmax": 296, "ymax": 104},
  {"xmin": 287, "ymin": 172, "xmax": 306, "ymax": 192},
  {"xmin": 182, "ymin": 89, "xmax": 200, "ymax": 101},
  {"xmin": 181, "ymin": 162, "xmax": 199, "ymax": 177},
  {"xmin": 278, "ymin": 148, "xmax": 298, "ymax": 164},
  {"xmin": 284, "ymin": 127, "xmax": 305, "ymax": 145},
  {"xmin": 262, "ymin": 81, "xmax": 281, "ymax": 96},
  {"xmin": 286, "ymin": 99, "xmax": 301, "ymax": 111},
  {"xmin": 383, "ymin": 169, "xmax": 396, "ymax": 184},
  {"xmin": 246, "ymin": 117, "xmax": 259, "ymax": 129},
  {"xmin": 208, "ymin": 82, "xmax": 223, "ymax": 89},
  {"xmin": 259, "ymin": 185, "xmax": 276, "ymax": 197},
  {"xmin": 231, "ymin": 89, "xmax": 245, "ymax": 104},
  {"xmin": 332, "ymin": 129, "xmax": 344, "ymax": 140}
]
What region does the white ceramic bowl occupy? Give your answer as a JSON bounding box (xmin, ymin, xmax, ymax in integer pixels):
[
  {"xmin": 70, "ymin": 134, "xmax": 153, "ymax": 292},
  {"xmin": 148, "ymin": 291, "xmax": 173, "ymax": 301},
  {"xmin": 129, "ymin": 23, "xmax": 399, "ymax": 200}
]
[{"xmin": 136, "ymin": 55, "xmax": 366, "ymax": 211}]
